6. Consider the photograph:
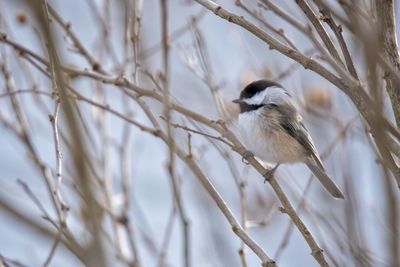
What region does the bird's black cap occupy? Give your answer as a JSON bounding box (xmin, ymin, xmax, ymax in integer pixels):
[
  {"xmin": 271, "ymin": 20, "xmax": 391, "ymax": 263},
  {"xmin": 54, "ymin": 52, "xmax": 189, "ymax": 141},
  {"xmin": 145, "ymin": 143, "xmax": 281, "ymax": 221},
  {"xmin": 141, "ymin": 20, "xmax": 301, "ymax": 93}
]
[{"xmin": 239, "ymin": 80, "xmax": 282, "ymax": 100}]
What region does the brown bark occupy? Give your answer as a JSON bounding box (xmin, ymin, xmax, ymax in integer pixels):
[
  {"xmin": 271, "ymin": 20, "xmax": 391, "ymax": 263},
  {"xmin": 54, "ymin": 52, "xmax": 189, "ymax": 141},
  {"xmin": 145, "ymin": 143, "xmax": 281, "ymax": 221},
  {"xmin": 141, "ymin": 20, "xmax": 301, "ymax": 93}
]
[{"xmin": 376, "ymin": 0, "xmax": 400, "ymax": 127}]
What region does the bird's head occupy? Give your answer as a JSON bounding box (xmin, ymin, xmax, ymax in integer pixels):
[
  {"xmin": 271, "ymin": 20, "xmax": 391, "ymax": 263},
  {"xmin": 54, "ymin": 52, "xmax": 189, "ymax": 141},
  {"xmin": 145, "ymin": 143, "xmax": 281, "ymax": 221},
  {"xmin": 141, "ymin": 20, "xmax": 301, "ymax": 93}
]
[{"xmin": 232, "ymin": 80, "xmax": 288, "ymax": 113}]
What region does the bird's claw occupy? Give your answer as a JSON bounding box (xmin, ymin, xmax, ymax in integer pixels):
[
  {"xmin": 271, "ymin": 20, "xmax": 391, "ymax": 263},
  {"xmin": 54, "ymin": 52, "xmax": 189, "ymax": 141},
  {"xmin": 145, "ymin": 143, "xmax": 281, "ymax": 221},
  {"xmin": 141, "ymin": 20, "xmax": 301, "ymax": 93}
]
[
  {"xmin": 241, "ymin": 150, "xmax": 254, "ymax": 165},
  {"xmin": 263, "ymin": 169, "xmax": 275, "ymax": 183},
  {"xmin": 263, "ymin": 163, "xmax": 280, "ymax": 183}
]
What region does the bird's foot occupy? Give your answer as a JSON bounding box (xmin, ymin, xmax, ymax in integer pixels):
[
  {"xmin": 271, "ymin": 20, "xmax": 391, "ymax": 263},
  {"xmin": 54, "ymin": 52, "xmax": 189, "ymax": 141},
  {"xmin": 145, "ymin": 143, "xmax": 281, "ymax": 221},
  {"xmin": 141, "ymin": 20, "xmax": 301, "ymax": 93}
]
[
  {"xmin": 263, "ymin": 163, "xmax": 280, "ymax": 183},
  {"xmin": 241, "ymin": 150, "xmax": 254, "ymax": 165},
  {"xmin": 263, "ymin": 169, "xmax": 275, "ymax": 183}
]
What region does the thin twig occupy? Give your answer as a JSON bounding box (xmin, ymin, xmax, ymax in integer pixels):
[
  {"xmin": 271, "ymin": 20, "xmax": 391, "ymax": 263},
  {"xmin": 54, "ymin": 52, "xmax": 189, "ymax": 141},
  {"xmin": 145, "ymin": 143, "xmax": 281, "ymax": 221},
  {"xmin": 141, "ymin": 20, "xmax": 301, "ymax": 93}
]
[
  {"xmin": 236, "ymin": 0, "xmax": 298, "ymax": 50},
  {"xmin": 164, "ymin": 118, "xmax": 233, "ymax": 148},
  {"xmin": 313, "ymin": 0, "xmax": 358, "ymax": 79},
  {"xmin": 47, "ymin": 4, "xmax": 103, "ymax": 73},
  {"xmin": 295, "ymin": 0, "xmax": 343, "ymax": 65}
]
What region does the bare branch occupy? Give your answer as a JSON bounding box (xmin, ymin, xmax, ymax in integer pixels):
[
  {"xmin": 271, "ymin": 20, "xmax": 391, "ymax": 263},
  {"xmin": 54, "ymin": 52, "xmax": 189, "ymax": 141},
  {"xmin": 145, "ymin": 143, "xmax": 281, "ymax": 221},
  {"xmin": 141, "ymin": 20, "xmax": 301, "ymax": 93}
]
[{"xmin": 376, "ymin": 0, "xmax": 400, "ymax": 128}]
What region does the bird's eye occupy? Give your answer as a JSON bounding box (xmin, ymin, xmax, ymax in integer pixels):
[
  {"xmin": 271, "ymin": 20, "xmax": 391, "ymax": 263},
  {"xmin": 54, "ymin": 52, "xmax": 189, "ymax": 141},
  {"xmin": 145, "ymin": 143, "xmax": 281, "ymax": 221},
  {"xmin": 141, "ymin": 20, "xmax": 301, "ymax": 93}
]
[{"xmin": 267, "ymin": 103, "xmax": 278, "ymax": 109}]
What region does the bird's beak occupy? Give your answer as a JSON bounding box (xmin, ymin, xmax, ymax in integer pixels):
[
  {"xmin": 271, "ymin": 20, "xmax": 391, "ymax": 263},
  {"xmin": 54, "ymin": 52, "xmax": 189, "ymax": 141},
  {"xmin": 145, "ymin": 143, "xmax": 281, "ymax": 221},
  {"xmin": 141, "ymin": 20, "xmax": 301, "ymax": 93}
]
[{"xmin": 232, "ymin": 99, "xmax": 244, "ymax": 104}]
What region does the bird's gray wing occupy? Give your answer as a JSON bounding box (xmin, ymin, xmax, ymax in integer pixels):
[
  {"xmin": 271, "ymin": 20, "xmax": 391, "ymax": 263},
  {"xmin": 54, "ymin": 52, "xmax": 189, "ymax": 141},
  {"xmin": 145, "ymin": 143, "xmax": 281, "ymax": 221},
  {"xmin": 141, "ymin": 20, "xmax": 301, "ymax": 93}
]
[{"xmin": 273, "ymin": 103, "xmax": 322, "ymax": 166}]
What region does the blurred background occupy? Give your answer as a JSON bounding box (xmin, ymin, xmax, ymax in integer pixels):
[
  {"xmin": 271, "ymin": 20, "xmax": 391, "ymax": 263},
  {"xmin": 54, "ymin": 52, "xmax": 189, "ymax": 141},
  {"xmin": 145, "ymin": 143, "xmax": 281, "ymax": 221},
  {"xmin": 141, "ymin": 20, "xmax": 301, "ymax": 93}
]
[{"xmin": 0, "ymin": 0, "xmax": 399, "ymax": 267}]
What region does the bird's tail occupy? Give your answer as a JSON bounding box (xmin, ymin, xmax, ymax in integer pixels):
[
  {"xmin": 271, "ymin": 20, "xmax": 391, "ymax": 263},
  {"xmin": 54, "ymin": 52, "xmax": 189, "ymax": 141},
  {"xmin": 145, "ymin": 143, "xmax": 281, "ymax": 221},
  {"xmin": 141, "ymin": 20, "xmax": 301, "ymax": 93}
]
[{"xmin": 306, "ymin": 160, "xmax": 344, "ymax": 199}]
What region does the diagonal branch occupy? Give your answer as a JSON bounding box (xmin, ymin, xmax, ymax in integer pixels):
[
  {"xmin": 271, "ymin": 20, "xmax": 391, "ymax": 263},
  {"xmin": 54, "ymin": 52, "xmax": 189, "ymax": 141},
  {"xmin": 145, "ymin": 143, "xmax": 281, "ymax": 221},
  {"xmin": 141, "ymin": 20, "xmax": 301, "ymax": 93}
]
[
  {"xmin": 313, "ymin": 0, "xmax": 358, "ymax": 79},
  {"xmin": 295, "ymin": 0, "xmax": 343, "ymax": 65}
]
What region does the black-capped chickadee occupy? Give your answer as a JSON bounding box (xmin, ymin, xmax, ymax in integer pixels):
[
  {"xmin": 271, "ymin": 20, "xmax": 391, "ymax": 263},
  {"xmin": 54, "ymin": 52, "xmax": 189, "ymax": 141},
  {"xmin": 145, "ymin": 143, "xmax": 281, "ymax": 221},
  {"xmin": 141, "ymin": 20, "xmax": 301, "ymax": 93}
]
[{"xmin": 233, "ymin": 80, "xmax": 344, "ymax": 199}]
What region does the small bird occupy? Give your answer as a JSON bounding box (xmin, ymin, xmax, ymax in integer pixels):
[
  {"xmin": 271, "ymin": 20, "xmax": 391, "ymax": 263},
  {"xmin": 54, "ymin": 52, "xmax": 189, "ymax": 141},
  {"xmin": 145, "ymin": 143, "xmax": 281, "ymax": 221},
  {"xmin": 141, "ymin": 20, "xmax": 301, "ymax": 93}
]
[{"xmin": 233, "ymin": 80, "xmax": 344, "ymax": 199}]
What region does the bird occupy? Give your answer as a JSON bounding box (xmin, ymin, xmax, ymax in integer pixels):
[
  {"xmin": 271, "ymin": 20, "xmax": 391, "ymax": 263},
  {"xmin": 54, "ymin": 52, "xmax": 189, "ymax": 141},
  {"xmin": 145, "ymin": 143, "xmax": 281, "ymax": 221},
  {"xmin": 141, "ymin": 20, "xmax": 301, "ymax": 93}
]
[{"xmin": 232, "ymin": 80, "xmax": 344, "ymax": 199}]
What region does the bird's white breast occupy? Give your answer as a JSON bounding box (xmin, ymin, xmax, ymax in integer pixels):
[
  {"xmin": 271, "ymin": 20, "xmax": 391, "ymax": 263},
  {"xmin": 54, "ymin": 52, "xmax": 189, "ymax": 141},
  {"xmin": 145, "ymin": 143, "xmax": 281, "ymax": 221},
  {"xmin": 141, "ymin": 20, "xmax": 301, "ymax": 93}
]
[{"xmin": 237, "ymin": 109, "xmax": 307, "ymax": 164}]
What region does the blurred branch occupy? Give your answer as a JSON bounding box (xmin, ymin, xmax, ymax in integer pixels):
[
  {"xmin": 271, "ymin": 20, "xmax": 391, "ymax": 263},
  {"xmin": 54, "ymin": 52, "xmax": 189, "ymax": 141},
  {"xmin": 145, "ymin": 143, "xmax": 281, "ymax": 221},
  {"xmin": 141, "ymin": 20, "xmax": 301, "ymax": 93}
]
[
  {"xmin": 47, "ymin": 4, "xmax": 103, "ymax": 73},
  {"xmin": 157, "ymin": 205, "xmax": 177, "ymax": 267},
  {"xmin": 29, "ymin": 1, "xmax": 107, "ymax": 266},
  {"xmin": 139, "ymin": 10, "xmax": 206, "ymax": 59},
  {"xmin": 0, "ymin": 193, "xmax": 85, "ymax": 262},
  {"xmin": 236, "ymin": 0, "xmax": 298, "ymax": 50},
  {"xmin": 259, "ymin": 0, "xmax": 308, "ymax": 34},
  {"xmin": 313, "ymin": 0, "xmax": 358, "ymax": 79},
  {"xmin": 295, "ymin": 0, "xmax": 342, "ymax": 65},
  {"xmin": 0, "ymin": 88, "xmax": 52, "ymax": 98},
  {"xmin": 166, "ymin": 118, "xmax": 233, "ymax": 147},
  {"xmin": 121, "ymin": 0, "xmax": 143, "ymax": 264},
  {"xmin": 160, "ymin": 2, "xmax": 188, "ymax": 266},
  {"xmin": 376, "ymin": 0, "xmax": 400, "ymax": 128}
]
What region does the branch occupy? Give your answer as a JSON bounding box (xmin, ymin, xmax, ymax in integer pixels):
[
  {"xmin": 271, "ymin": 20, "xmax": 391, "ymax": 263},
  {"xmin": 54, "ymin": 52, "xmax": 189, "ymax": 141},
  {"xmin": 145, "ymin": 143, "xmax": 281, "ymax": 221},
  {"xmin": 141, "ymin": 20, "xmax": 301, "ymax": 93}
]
[
  {"xmin": 313, "ymin": 0, "xmax": 358, "ymax": 79},
  {"xmin": 236, "ymin": 0, "xmax": 298, "ymax": 50},
  {"xmin": 295, "ymin": 0, "xmax": 343, "ymax": 65},
  {"xmin": 376, "ymin": 0, "xmax": 400, "ymax": 127},
  {"xmin": 47, "ymin": 4, "xmax": 103, "ymax": 73}
]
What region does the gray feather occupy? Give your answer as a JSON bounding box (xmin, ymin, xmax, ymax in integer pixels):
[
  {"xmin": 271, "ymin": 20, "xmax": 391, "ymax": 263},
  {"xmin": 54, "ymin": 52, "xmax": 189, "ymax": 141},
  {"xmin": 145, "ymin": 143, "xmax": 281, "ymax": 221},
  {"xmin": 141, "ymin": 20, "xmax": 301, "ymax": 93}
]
[
  {"xmin": 306, "ymin": 160, "xmax": 344, "ymax": 199},
  {"xmin": 274, "ymin": 103, "xmax": 316, "ymax": 155}
]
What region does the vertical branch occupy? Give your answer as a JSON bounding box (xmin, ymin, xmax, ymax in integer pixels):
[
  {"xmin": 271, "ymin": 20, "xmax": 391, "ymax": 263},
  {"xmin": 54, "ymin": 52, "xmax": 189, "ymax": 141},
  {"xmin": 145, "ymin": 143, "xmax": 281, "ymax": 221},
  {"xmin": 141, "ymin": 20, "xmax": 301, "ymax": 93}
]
[
  {"xmin": 44, "ymin": 101, "xmax": 69, "ymax": 267},
  {"xmin": 31, "ymin": 1, "xmax": 107, "ymax": 266},
  {"xmin": 160, "ymin": 0, "xmax": 170, "ymax": 93},
  {"xmin": 131, "ymin": 0, "xmax": 143, "ymax": 82},
  {"xmin": 50, "ymin": 103, "xmax": 64, "ymax": 208},
  {"xmin": 120, "ymin": 0, "xmax": 143, "ymax": 265},
  {"xmin": 160, "ymin": 1, "xmax": 186, "ymax": 266},
  {"xmin": 376, "ymin": 0, "xmax": 400, "ymax": 127},
  {"xmin": 364, "ymin": 17, "xmax": 400, "ymax": 265},
  {"xmin": 157, "ymin": 205, "xmax": 177, "ymax": 267},
  {"xmin": 160, "ymin": 0, "xmax": 172, "ymax": 141}
]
